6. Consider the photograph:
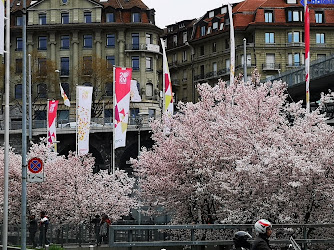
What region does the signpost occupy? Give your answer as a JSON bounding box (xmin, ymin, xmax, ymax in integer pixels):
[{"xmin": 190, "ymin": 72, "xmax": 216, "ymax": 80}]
[{"xmin": 27, "ymin": 157, "xmax": 44, "ymax": 183}]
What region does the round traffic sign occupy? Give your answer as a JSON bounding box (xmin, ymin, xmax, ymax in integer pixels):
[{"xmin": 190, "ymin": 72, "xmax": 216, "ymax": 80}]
[{"xmin": 28, "ymin": 157, "xmax": 43, "ymax": 174}]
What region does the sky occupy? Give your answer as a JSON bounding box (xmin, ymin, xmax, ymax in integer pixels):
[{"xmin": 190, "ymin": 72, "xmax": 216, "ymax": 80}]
[{"xmin": 143, "ymin": 0, "xmax": 244, "ymax": 29}]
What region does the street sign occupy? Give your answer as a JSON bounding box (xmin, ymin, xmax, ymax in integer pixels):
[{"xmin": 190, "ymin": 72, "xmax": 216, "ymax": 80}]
[
  {"xmin": 301, "ymin": 0, "xmax": 334, "ymax": 6},
  {"xmin": 27, "ymin": 157, "xmax": 44, "ymax": 183}
]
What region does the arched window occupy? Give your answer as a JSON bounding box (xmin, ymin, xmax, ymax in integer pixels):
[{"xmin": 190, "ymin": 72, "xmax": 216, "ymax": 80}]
[
  {"xmin": 37, "ymin": 83, "xmax": 47, "ymax": 98},
  {"xmin": 15, "ymin": 84, "xmax": 22, "ymax": 99},
  {"xmin": 105, "ymin": 83, "xmax": 113, "ymax": 96},
  {"xmin": 145, "ymin": 82, "xmax": 153, "ymax": 97}
]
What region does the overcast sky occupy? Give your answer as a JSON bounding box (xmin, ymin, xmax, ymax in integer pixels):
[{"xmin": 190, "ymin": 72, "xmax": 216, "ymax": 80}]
[{"xmin": 143, "ymin": 0, "xmax": 244, "ymax": 29}]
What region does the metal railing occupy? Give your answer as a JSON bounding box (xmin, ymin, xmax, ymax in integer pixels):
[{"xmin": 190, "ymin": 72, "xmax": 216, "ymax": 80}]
[
  {"xmin": 109, "ymin": 224, "xmax": 334, "ymax": 249},
  {"xmin": 1, "ymin": 223, "xmax": 333, "ymax": 249}
]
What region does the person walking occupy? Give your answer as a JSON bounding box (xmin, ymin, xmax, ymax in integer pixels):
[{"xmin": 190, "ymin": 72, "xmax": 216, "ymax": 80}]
[
  {"xmin": 91, "ymin": 214, "xmax": 101, "ymax": 245},
  {"xmin": 251, "ymin": 219, "xmax": 272, "ymax": 250},
  {"xmin": 28, "ymin": 215, "xmax": 38, "ymax": 248},
  {"xmin": 39, "ymin": 211, "xmax": 50, "ymax": 247},
  {"xmin": 99, "ymin": 214, "xmax": 111, "ymax": 245}
]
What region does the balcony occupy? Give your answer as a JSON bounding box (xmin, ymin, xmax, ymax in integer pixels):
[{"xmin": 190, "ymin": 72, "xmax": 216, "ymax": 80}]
[
  {"xmin": 125, "ymin": 43, "xmax": 160, "ymax": 53},
  {"xmin": 262, "ymin": 63, "xmax": 281, "ymax": 71},
  {"xmin": 194, "ymin": 68, "xmax": 230, "ymax": 81}
]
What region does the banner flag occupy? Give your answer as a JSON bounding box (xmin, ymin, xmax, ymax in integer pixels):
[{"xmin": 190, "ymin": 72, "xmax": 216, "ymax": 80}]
[
  {"xmin": 160, "ymin": 38, "xmax": 173, "ymax": 115},
  {"xmin": 0, "ymin": 0, "xmax": 4, "ymax": 55},
  {"xmin": 47, "ymin": 100, "xmax": 59, "ymax": 148},
  {"xmin": 228, "ymin": 3, "xmax": 235, "ymax": 84},
  {"xmin": 130, "ymin": 79, "xmax": 142, "ymax": 102},
  {"xmin": 114, "ymin": 67, "xmax": 132, "ymax": 149},
  {"xmin": 60, "ymin": 83, "xmax": 71, "ymax": 107},
  {"xmin": 305, "ymin": 1, "xmax": 310, "ymax": 113},
  {"xmin": 76, "ymin": 86, "xmax": 93, "ymax": 155}
]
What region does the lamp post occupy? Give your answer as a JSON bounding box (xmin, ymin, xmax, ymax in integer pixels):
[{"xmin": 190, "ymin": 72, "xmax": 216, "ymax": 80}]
[{"xmin": 134, "ymin": 112, "xmax": 149, "ymax": 225}]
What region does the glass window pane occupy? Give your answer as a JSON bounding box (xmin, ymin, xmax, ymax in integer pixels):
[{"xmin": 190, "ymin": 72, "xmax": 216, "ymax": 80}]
[{"xmin": 106, "ymin": 13, "xmax": 115, "ymax": 22}]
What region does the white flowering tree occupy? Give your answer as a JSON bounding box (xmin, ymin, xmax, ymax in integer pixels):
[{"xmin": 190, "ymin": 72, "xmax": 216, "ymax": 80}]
[
  {"xmin": 0, "ymin": 141, "xmax": 137, "ymax": 224},
  {"xmin": 133, "ymin": 80, "xmax": 334, "ymax": 226}
]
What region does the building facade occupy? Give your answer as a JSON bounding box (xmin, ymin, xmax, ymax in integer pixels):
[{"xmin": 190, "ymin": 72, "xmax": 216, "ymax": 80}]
[
  {"xmin": 5, "ymin": 0, "xmax": 163, "ymax": 128},
  {"xmin": 162, "ymin": 0, "xmax": 334, "ymax": 103}
]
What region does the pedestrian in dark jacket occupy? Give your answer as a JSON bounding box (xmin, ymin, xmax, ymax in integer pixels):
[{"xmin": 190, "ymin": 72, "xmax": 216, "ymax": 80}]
[
  {"xmin": 39, "ymin": 211, "xmax": 50, "ymax": 247},
  {"xmin": 251, "ymin": 219, "xmax": 272, "ymax": 250},
  {"xmin": 28, "ymin": 215, "xmax": 38, "ymax": 248},
  {"xmin": 91, "ymin": 215, "xmax": 101, "ymax": 245}
]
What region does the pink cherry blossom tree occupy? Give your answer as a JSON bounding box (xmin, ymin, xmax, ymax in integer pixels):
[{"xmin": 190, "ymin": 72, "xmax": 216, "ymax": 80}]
[
  {"xmin": 0, "ymin": 141, "xmax": 137, "ymax": 224},
  {"xmin": 133, "ymin": 79, "xmax": 334, "ymax": 227}
]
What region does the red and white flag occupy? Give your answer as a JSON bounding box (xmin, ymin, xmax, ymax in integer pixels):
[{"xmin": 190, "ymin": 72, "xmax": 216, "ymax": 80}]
[
  {"xmin": 47, "ymin": 100, "xmax": 59, "ymax": 148},
  {"xmin": 114, "ymin": 67, "xmax": 132, "ymax": 149},
  {"xmin": 160, "ymin": 38, "xmax": 173, "ymax": 115}
]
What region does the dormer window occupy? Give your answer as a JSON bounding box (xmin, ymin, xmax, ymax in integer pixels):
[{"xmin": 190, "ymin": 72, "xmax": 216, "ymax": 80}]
[
  {"xmin": 265, "ymin": 11, "xmax": 273, "ymax": 23},
  {"xmin": 209, "ymin": 11, "xmax": 214, "ymax": 18},
  {"xmin": 213, "ymin": 22, "xmax": 218, "ymax": 30},
  {"xmin": 62, "ymin": 0, "xmax": 68, "ymax": 4},
  {"xmin": 201, "ymin": 26, "xmax": 206, "ymax": 36},
  {"xmin": 287, "ymin": 9, "xmax": 303, "ymax": 22},
  {"xmin": 39, "ymin": 13, "xmax": 46, "ymax": 25},
  {"xmin": 106, "ymin": 13, "xmax": 115, "ymax": 22},
  {"xmin": 221, "ymin": 7, "xmax": 227, "ymax": 14},
  {"xmin": 84, "ymin": 11, "xmax": 92, "ymax": 23},
  {"xmin": 287, "ymin": 0, "xmax": 297, "ymax": 3},
  {"xmin": 315, "ymin": 11, "xmax": 324, "ymax": 23},
  {"xmin": 132, "ymin": 12, "xmax": 141, "ymax": 23}
]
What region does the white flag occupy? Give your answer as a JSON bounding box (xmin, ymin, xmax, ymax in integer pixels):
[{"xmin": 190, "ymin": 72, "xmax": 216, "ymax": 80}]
[
  {"xmin": 76, "ymin": 86, "xmax": 93, "ymax": 156},
  {"xmin": 60, "ymin": 84, "xmax": 71, "ymax": 107}
]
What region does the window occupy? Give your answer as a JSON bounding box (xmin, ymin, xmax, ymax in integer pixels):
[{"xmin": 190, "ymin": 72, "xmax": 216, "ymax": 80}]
[
  {"xmin": 148, "ymin": 109, "xmax": 155, "ymax": 119},
  {"xmin": 183, "ymin": 70, "xmax": 187, "ymax": 80},
  {"xmin": 200, "ymin": 46, "xmax": 204, "ymax": 56},
  {"xmin": 106, "ymin": 56, "xmax": 115, "ymax": 69},
  {"xmin": 15, "ymin": 84, "xmax": 22, "ymax": 99},
  {"xmin": 317, "ymin": 54, "xmax": 326, "ymax": 60},
  {"xmin": 266, "ymin": 54, "xmax": 275, "ymax": 69},
  {"xmin": 37, "ymin": 83, "xmax": 47, "ymax": 98},
  {"xmin": 183, "ymin": 32, "xmax": 187, "ymax": 43},
  {"xmin": 104, "ymin": 109, "xmax": 113, "ymax": 123},
  {"xmin": 288, "ymin": 31, "xmax": 300, "ymax": 43},
  {"xmin": 212, "ymin": 42, "xmax": 217, "ymax": 53},
  {"xmin": 84, "ymin": 12, "xmax": 92, "ymax": 23},
  {"xmin": 132, "ymin": 56, "xmax": 139, "ymax": 70},
  {"xmin": 58, "ymin": 110, "xmax": 69, "ymax": 124},
  {"xmin": 62, "ymin": 0, "xmax": 68, "ymax": 4},
  {"xmin": 38, "ymin": 58, "xmax": 47, "ymax": 76},
  {"xmin": 200, "ymin": 65, "xmax": 205, "ymax": 78},
  {"xmin": 287, "ymin": 10, "xmax": 302, "ymax": 22},
  {"xmin": 106, "ymin": 13, "xmax": 115, "ymax": 22},
  {"xmin": 146, "ymin": 57, "xmax": 153, "ymax": 71},
  {"xmin": 61, "ymin": 12, "xmax": 69, "ymax": 24},
  {"xmin": 226, "ymin": 59, "xmax": 230, "ymax": 70},
  {"xmin": 207, "ymin": 27, "xmax": 212, "ymax": 34},
  {"xmin": 105, "ymin": 83, "xmax": 113, "ymax": 96},
  {"xmin": 16, "ymin": 16, "xmax": 23, "ymax": 26},
  {"xmin": 172, "ymin": 53, "xmax": 177, "ymax": 63},
  {"xmin": 182, "ymin": 50, "xmax": 187, "ymax": 62},
  {"xmin": 225, "ymin": 39, "xmax": 229, "ymax": 49},
  {"xmin": 83, "ymin": 56, "xmax": 92, "ymax": 75},
  {"xmin": 173, "ymin": 35, "xmax": 177, "ymax": 46},
  {"xmin": 315, "ymin": 12, "xmax": 324, "ymax": 23},
  {"xmin": 213, "ymin": 22, "xmax": 218, "ymax": 30},
  {"xmin": 61, "ymin": 57, "xmax": 70, "ymax": 76},
  {"xmin": 201, "ymin": 26, "xmax": 206, "ymax": 36},
  {"xmin": 294, "ymin": 53, "xmax": 300, "ymax": 66},
  {"xmin": 16, "ymin": 37, "xmax": 22, "ymax": 51},
  {"xmin": 221, "ymin": 7, "xmax": 227, "ymax": 14},
  {"xmin": 132, "ymin": 12, "xmax": 141, "ymax": 22},
  {"xmin": 265, "ymin": 32, "xmax": 274, "ymax": 44},
  {"xmin": 146, "ymin": 33, "xmax": 152, "ymax": 45},
  {"xmin": 35, "ymin": 110, "xmax": 47, "ymax": 120},
  {"xmin": 61, "ymin": 82, "xmax": 70, "ymax": 98},
  {"xmin": 106, "ymin": 34, "xmax": 115, "ymax": 47},
  {"xmin": 316, "ymin": 33, "xmax": 325, "ymax": 44},
  {"xmin": 61, "ymin": 35, "xmax": 70, "ymax": 49},
  {"xmin": 265, "ymin": 11, "xmax": 273, "ymax": 23},
  {"xmin": 220, "ymin": 23, "xmax": 224, "ymax": 30},
  {"xmin": 132, "ymin": 33, "xmax": 139, "ymax": 49},
  {"xmin": 209, "ymin": 11, "xmax": 214, "ymax": 18},
  {"xmin": 213, "ymin": 62, "xmax": 217, "ymax": 76},
  {"xmin": 130, "ymin": 108, "xmax": 139, "ymax": 121},
  {"xmin": 38, "ymin": 36, "xmax": 47, "ymax": 50},
  {"xmin": 146, "ymin": 83, "xmax": 153, "ymax": 97},
  {"xmin": 241, "ymin": 54, "xmax": 252, "ymax": 66},
  {"xmin": 39, "ymin": 13, "xmax": 46, "ymax": 25},
  {"xmin": 83, "ymin": 35, "xmax": 93, "ymax": 48},
  {"xmin": 16, "ymin": 59, "xmax": 22, "ymax": 73}
]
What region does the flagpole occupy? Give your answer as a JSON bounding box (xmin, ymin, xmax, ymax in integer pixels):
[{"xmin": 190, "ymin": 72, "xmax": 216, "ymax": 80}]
[
  {"xmin": 305, "ymin": 0, "xmax": 310, "ymax": 113},
  {"xmin": 76, "ymin": 86, "xmax": 78, "ymax": 155},
  {"xmin": 28, "ymin": 54, "xmax": 32, "ymax": 142},
  {"xmin": 112, "ymin": 66, "xmax": 115, "ymax": 174},
  {"xmin": 3, "ymin": 0, "xmax": 11, "ymax": 248},
  {"xmin": 160, "ymin": 39, "xmax": 166, "ymax": 113},
  {"xmin": 21, "ymin": 0, "xmax": 28, "ymax": 248},
  {"xmin": 228, "ymin": 2, "xmax": 235, "ymax": 85}
]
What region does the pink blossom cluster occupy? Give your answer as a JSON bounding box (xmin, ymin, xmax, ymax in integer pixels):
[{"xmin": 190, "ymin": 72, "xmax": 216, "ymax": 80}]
[{"xmin": 133, "ymin": 80, "xmax": 334, "ymax": 226}]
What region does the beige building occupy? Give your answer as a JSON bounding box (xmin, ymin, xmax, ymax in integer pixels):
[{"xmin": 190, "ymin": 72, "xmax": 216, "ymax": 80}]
[
  {"xmin": 4, "ymin": 0, "xmax": 163, "ymax": 127},
  {"xmin": 162, "ymin": 0, "xmax": 334, "ymax": 103}
]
